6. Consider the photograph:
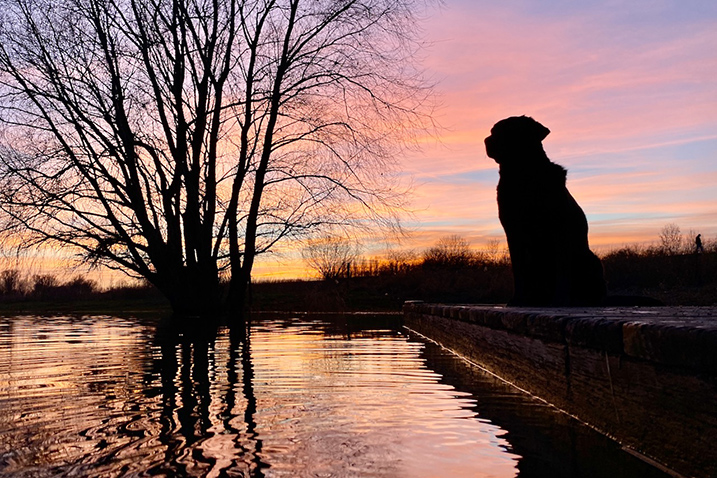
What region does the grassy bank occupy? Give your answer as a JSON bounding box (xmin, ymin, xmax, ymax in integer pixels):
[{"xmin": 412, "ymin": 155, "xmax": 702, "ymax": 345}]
[
  {"xmin": 0, "ymin": 279, "xmax": 171, "ymax": 317},
  {"xmin": 0, "ymin": 297, "xmax": 172, "ymax": 317},
  {"xmin": 1, "ymin": 248, "xmax": 715, "ymax": 315}
]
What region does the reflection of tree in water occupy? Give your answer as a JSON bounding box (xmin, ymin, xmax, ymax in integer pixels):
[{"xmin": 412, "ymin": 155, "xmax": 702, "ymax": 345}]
[
  {"xmin": 233, "ymin": 326, "xmax": 265, "ymax": 477},
  {"xmin": 152, "ymin": 323, "xmax": 266, "ymax": 477}
]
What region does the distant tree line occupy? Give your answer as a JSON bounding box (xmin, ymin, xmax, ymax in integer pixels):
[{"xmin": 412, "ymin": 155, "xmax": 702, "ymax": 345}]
[
  {"xmin": 290, "ymin": 225, "xmax": 717, "ymax": 309},
  {"xmin": 303, "ymin": 225, "xmax": 715, "ymax": 281},
  {"xmin": 2, "ymin": 223, "xmax": 715, "ymax": 308},
  {"xmin": 302, "ymin": 234, "xmax": 511, "ymax": 281},
  {"xmin": 0, "ymin": 270, "xmax": 155, "ymax": 302},
  {"xmin": 601, "ymin": 224, "xmax": 716, "ymax": 297}
]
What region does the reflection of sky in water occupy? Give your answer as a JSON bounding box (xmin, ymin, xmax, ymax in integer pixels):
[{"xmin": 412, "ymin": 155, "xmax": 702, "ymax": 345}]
[
  {"xmin": 248, "ymin": 320, "xmax": 518, "ymax": 477},
  {"xmin": 0, "ymin": 316, "xmax": 518, "ymax": 477},
  {"xmin": 0, "ymin": 316, "xmax": 670, "ymax": 478}
]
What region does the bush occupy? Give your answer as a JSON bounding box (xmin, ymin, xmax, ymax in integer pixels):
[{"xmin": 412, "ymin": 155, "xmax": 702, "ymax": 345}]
[
  {"xmin": 422, "ymin": 235, "xmax": 475, "ymax": 269},
  {"xmin": 0, "ymin": 269, "xmax": 29, "ymax": 298},
  {"xmin": 32, "ymin": 274, "xmax": 60, "ymax": 298}
]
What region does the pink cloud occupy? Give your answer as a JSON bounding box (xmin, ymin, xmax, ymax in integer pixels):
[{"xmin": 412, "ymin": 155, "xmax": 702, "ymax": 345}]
[
  {"xmin": 392, "ymin": 2, "xmax": 717, "ymax": 254},
  {"xmin": 420, "ymin": 4, "xmax": 717, "ymax": 146},
  {"xmin": 256, "ymin": 2, "xmax": 717, "ymax": 279}
]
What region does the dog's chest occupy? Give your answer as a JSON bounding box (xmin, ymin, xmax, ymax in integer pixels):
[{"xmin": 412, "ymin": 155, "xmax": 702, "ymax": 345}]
[
  {"xmin": 496, "ymin": 173, "xmax": 587, "ymax": 237},
  {"xmin": 496, "ymin": 170, "xmax": 569, "ymax": 226},
  {"xmin": 496, "ymin": 176, "xmax": 545, "ymax": 211}
]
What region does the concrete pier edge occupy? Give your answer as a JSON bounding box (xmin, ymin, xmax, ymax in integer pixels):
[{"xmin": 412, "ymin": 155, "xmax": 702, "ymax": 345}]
[{"xmin": 403, "ymin": 301, "xmax": 717, "ymax": 478}]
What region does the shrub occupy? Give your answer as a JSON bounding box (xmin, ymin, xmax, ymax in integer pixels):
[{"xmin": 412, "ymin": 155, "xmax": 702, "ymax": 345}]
[
  {"xmin": 0, "ymin": 269, "xmax": 28, "ymax": 298},
  {"xmin": 422, "ymin": 235, "xmax": 475, "ymax": 269}
]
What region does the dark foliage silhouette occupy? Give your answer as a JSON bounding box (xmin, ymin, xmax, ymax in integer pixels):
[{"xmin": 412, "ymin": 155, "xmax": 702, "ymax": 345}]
[
  {"xmin": 485, "ymin": 116, "xmax": 606, "ymax": 306},
  {"xmin": 422, "ymin": 235, "xmax": 474, "ymax": 269}
]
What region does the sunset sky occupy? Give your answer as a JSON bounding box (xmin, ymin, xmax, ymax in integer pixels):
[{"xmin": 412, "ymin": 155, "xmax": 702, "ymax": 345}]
[
  {"xmin": 3, "ymin": 0, "xmax": 713, "ymax": 283},
  {"xmin": 255, "ymin": 0, "xmax": 717, "ymax": 279}
]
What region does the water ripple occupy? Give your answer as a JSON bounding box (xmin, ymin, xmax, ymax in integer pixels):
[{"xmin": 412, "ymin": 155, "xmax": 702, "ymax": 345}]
[{"xmin": 0, "ymin": 315, "xmax": 670, "ymax": 478}]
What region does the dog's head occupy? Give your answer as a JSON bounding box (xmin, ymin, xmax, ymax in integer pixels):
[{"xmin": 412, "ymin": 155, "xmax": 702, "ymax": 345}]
[{"xmin": 484, "ymin": 116, "xmax": 550, "ymax": 166}]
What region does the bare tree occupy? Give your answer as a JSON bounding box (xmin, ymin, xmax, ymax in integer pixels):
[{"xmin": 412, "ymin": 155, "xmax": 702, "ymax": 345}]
[
  {"xmin": 0, "ymin": 0, "xmax": 433, "ymax": 317},
  {"xmin": 384, "ymin": 247, "xmax": 417, "ymax": 274},
  {"xmin": 483, "ymin": 238, "xmax": 509, "ymax": 266},
  {"xmin": 302, "ymin": 235, "xmax": 360, "ymax": 280},
  {"xmin": 659, "ymin": 223, "xmax": 683, "ymax": 256}
]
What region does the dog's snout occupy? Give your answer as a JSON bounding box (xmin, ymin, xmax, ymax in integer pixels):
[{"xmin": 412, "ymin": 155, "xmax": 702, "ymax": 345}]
[{"xmin": 484, "ymin": 135, "xmax": 500, "ymax": 162}]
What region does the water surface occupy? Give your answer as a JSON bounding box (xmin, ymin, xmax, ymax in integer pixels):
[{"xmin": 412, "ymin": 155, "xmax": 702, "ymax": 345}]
[{"xmin": 0, "ymin": 314, "xmax": 668, "ymax": 477}]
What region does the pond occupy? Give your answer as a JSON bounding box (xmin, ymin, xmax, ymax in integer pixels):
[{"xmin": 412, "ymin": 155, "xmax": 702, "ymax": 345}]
[{"xmin": 0, "ymin": 314, "xmax": 668, "ymax": 477}]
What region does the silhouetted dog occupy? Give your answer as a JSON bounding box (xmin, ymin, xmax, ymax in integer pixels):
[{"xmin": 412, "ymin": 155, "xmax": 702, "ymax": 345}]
[{"xmin": 485, "ymin": 116, "xmax": 606, "ymax": 306}]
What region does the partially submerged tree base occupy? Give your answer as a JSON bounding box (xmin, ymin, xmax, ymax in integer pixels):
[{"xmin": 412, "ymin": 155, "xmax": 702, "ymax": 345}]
[{"xmin": 159, "ymin": 271, "xmax": 250, "ymax": 321}]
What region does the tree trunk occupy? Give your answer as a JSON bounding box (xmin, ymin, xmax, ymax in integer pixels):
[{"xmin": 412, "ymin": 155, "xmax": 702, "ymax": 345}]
[
  {"xmin": 156, "ymin": 265, "xmax": 222, "ymax": 319},
  {"xmin": 225, "ymin": 271, "xmax": 250, "ymax": 320}
]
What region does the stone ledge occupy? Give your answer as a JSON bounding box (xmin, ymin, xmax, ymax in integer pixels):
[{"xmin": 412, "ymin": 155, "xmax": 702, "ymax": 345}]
[
  {"xmin": 403, "ymin": 302, "xmax": 717, "ymax": 373},
  {"xmin": 403, "ymin": 302, "xmax": 717, "ymax": 477}
]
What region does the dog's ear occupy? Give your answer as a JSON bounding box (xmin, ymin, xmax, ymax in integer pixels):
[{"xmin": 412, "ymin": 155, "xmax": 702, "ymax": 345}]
[{"xmin": 529, "ymin": 119, "xmax": 550, "ymax": 142}]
